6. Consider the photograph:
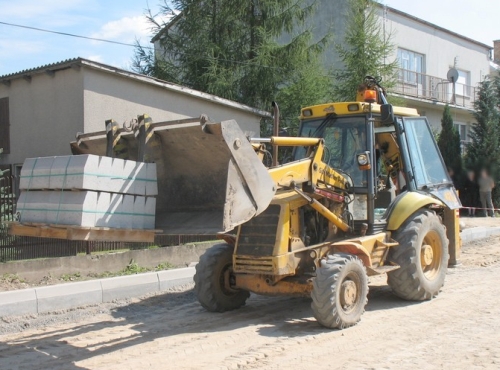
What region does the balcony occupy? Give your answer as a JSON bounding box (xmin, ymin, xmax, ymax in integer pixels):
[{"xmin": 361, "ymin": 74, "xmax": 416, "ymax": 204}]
[{"xmin": 392, "ymin": 69, "xmax": 478, "ymax": 110}]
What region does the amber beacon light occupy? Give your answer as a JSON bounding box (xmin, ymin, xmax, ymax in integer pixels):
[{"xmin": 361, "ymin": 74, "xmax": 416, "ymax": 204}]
[{"xmin": 364, "ymin": 89, "xmax": 377, "ymax": 103}]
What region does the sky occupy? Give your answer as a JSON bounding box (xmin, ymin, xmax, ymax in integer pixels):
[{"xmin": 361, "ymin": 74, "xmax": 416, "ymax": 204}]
[{"xmin": 0, "ymin": 0, "xmax": 498, "ymax": 76}]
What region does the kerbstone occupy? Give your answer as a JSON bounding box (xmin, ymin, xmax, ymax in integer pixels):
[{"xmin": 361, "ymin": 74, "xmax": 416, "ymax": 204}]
[
  {"xmin": 101, "ymin": 272, "xmax": 160, "ymax": 302},
  {"xmin": 0, "ymin": 289, "xmax": 37, "ymax": 317},
  {"xmin": 31, "ymin": 156, "xmax": 55, "ymax": 189},
  {"xmin": 461, "ymin": 227, "xmax": 500, "ymax": 244},
  {"xmin": 157, "ymin": 267, "xmax": 195, "ymax": 291},
  {"xmin": 35, "ymin": 280, "xmax": 103, "ymax": 312}
]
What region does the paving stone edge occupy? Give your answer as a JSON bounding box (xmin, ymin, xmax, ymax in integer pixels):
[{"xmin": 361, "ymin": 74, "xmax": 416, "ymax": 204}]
[{"xmin": 2, "ymin": 227, "xmax": 500, "ymax": 318}]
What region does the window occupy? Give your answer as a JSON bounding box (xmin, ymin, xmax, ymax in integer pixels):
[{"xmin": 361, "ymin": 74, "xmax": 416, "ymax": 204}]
[
  {"xmin": 454, "ymin": 123, "xmax": 468, "ymax": 142},
  {"xmin": 450, "ymin": 69, "xmax": 471, "ymax": 97},
  {"xmin": 403, "ymin": 117, "xmax": 450, "ymax": 187},
  {"xmin": 0, "ymin": 97, "xmax": 10, "ymax": 154},
  {"xmin": 296, "ymin": 116, "xmax": 368, "ymax": 187},
  {"xmin": 397, "ymin": 48, "xmax": 425, "ymax": 84}
]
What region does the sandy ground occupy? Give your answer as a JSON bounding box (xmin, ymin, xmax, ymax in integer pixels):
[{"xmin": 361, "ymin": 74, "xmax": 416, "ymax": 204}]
[{"xmin": 1, "ymin": 236, "xmax": 500, "ymax": 370}]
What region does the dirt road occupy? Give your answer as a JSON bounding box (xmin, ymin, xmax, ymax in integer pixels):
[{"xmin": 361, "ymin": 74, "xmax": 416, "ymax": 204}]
[{"xmin": 1, "ymin": 237, "xmax": 500, "ymax": 370}]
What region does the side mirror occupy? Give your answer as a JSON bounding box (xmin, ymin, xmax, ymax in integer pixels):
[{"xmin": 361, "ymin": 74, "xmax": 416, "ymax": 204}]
[{"xmin": 381, "ymin": 104, "xmax": 395, "ymax": 125}]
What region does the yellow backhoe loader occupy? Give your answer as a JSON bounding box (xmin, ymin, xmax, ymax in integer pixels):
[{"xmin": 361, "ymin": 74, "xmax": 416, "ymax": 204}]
[
  {"xmin": 15, "ymin": 77, "xmax": 461, "ymax": 329},
  {"xmin": 190, "ymin": 76, "xmax": 461, "ymax": 329}
]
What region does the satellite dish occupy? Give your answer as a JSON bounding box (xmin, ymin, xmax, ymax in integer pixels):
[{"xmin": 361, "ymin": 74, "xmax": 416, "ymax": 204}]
[{"xmin": 447, "ymin": 68, "xmax": 459, "ymax": 83}]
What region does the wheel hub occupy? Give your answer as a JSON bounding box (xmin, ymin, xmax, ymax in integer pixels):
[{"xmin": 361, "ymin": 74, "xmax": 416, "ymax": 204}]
[
  {"xmin": 421, "ymin": 244, "xmax": 434, "ymax": 266},
  {"xmin": 340, "ymin": 280, "xmax": 357, "ymax": 307}
]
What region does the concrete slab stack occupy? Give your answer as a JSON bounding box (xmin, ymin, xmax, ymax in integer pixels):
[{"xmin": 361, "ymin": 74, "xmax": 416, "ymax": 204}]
[{"xmin": 17, "ymin": 155, "xmax": 157, "ymax": 229}]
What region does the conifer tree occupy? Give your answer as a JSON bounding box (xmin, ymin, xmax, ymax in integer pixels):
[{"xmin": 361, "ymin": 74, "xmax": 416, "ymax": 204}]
[
  {"xmin": 465, "ymin": 77, "xmax": 500, "ymax": 205},
  {"xmin": 466, "ymin": 77, "xmax": 500, "ymax": 174},
  {"xmin": 333, "ymin": 0, "xmax": 398, "ymax": 101},
  {"xmin": 437, "ymin": 105, "xmax": 462, "ymax": 175},
  {"xmin": 133, "ymin": 0, "xmax": 331, "ymax": 116}
]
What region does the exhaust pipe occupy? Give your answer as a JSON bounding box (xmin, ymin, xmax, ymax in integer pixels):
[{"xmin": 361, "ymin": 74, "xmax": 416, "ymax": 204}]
[{"xmin": 271, "ymin": 101, "xmax": 279, "ymax": 167}]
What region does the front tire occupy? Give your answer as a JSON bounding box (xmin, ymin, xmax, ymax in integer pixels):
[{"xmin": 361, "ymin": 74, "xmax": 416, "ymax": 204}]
[
  {"xmin": 194, "ymin": 243, "xmax": 250, "ymax": 312},
  {"xmin": 388, "ymin": 209, "xmax": 449, "ymax": 300},
  {"xmin": 311, "ymin": 254, "xmax": 368, "ymax": 329}
]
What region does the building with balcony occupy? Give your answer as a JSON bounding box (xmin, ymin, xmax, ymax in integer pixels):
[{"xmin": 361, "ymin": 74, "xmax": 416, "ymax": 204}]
[
  {"xmin": 382, "ymin": 6, "xmax": 491, "ymax": 146},
  {"xmin": 151, "ymin": 2, "xmax": 494, "ymax": 147},
  {"xmin": 312, "ymin": 2, "xmax": 493, "ymax": 148}
]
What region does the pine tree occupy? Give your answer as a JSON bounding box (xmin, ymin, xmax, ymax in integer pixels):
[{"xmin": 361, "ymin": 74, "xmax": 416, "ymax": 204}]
[
  {"xmin": 333, "ymin": 0, "xmax": 398, "ymax": 101},
  {"xmin": 465, "ymin": 77, "xmax": 500, "ymax": 205},
  {"xmin": 437, "ymin": 105, "xmax": 462, "ymax": 175},
  {"xmin": 466, "ymin": 77, "xmax": 500, "ymax": 174},
  {"xmin": 133, "ymin": 0, "xmax": 331, "ymax": 116},
  {"xmin": 272, "ymin": 55, "xmax": 332, "ymax": 136}
]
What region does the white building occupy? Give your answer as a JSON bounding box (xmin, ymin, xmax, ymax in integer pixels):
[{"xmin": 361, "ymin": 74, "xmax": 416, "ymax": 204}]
[
  {"xmin": 379, "ymin": 5, "xmax": 491, "ymax": 146},
  {"xmin": 311, "ymin": 2, "xmax": 493, "ymax": 148},
  {"xmin": 0, "ymin": 58, "xmax": 269, "ymax": 173}
]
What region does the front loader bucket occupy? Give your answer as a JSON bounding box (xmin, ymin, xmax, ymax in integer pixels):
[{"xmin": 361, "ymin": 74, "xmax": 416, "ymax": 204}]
[{"xmin": 71, "ymin": 117, "xmax": 275, "ymax": 234}]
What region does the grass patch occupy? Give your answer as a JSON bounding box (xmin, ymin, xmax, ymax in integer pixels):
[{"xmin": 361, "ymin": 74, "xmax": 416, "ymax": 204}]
[
  {"xmin": 1, "ymin": 273, "xmax": 27, "ymax": 283},
  {"xmin": 89, "ymin": 259, "xmax": 176, "ymax": 279},
  {"xmin": 60, "ymin": 272, "xmax": 82, "ymax": 282}
]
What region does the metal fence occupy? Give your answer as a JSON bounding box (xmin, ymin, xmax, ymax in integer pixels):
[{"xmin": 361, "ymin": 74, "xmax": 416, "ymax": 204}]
[
  {"xmin": 0, "ymin": 173, "xmax": 217, "ymax": 262},
  {"xmin": 0, "ymin": 174, "xmax": 16, "ymax": 222},
  {"xmin": 393, "ymin": 69, "xmax": 478, "ymax": 110}
]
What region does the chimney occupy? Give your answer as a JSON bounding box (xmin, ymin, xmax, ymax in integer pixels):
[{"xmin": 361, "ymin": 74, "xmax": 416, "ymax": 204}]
[{"xmin": 494, "ymin": 40, "xmax": 500, "ymax": 63}]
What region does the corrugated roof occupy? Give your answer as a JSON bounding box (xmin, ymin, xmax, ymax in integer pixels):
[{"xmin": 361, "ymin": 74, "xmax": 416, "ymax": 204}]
[
  {"xmin": 0, "ymin": 57, "xmax": 271, "ymax": 118},
  {"xmin": 0, "ymin": 57, "xmax": 80, "ymax": 80}
]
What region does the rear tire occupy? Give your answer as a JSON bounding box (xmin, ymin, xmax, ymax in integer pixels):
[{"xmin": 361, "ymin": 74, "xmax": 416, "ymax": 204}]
[
  {"xmin": 194, "ymin": 243, "xmax": 250, "ymax": 312},
  {"xmin": 388, "ymin": 209, "xmax": 449, "ymax": 300},
  {"xmin": 311, "ymin": 254, "xmax": 368, "ymax": 329}
]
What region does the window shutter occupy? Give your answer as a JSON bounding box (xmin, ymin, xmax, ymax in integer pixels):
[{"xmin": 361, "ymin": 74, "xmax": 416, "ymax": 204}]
[{"xmin": 0, "ymin": 97, "xmax": 10, "ymax": 154}]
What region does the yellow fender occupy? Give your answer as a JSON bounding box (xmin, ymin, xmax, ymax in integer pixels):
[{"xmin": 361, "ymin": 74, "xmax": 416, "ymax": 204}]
[{"xmin": 386, "ymin": 192, "xmax": 443, "ymax": 231}]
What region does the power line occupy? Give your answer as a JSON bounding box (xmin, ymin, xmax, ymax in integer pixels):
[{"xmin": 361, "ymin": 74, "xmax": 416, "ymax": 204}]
[
  {"xmin": 0, "ymin": 20, "xmax": 154, "ymax": 49},
  {"xmin": 0, "ymin": 20, "xmax": 283, "ymax": 70}
]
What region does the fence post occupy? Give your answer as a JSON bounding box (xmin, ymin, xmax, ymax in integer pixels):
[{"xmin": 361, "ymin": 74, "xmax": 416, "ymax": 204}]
[{"xmin": 86, "ymin": 241, "xmax": 92, "ymax": 255}]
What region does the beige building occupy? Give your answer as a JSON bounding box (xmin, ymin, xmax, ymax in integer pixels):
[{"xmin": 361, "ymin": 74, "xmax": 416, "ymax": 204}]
[{"xmin": 0, "ymin": 58, "xmax": 269, "ymax": 173}]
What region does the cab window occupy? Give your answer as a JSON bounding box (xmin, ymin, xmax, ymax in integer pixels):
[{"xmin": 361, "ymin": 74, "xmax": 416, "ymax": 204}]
[
  {"xmin": 297, "ymin": 116, "xmax": 368, "ymax": 187},
  {"xmin": 403, "ymin": 117, "xmax": 450, "ymax": 188}
]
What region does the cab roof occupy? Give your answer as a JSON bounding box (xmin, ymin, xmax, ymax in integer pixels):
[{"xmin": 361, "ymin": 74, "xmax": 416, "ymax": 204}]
[{"xmin": 300, "ymin": 102, "xmax": 419, "ymax": 120}]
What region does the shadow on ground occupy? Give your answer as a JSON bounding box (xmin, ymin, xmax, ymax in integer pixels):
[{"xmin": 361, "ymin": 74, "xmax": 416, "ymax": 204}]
[{"xmin": 0, "ymin": 281, "xmax": 422, "ymax": 369}]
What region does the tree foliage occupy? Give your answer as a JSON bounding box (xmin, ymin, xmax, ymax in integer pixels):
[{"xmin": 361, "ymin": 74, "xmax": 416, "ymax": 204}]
[
  {"xmin": 133, "ymin": 0, "xmax": 332, "ymax": 120},
  {"xmin": 466, "ymin": 77, "xmax": 500, "ymax": 174},
  {"xmin": 271, "ymin": 55, "xmax": 332, "ymax": 136},
  {"xmin": 437, "ymin": 105, "xmax": 462, "ymax": 175},
  {"xmin": 333, "ymin": 0, "xmax": 398, "ymax": 101},
  {"xmin": 465, "ymin": 76, "xmax": 500, "ymax": 205}
]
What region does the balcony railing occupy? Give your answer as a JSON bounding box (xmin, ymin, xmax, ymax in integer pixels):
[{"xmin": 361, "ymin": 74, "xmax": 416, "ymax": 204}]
[{"xmin": 393, "ymin": 69, "xmax": 478, "ymax": 109}]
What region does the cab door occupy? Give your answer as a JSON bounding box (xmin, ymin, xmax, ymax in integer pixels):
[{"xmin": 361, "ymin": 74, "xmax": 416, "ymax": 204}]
[{"xmin": 400, "ymin": 117, "xmax": 461, "ymax": 209}]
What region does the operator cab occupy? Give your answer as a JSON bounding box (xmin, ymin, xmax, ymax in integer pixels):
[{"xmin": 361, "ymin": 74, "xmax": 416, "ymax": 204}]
[{"xmin": 294, "ymin": 84, "xmax": 460, "ymax": 235}]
